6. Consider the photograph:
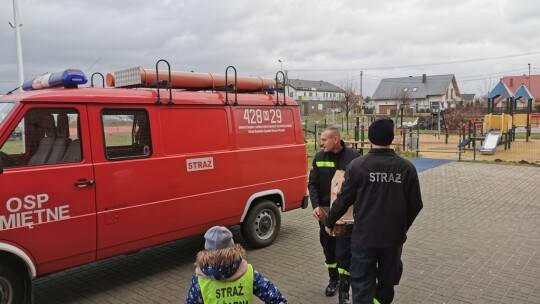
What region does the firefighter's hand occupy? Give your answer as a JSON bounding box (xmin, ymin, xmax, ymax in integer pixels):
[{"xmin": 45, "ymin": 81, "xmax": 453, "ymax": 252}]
[
  {"xmin": 312, "ymin": 207, "xmax": 322, "ymax": 220},
  {"xmin": 325, "ymin": 226, "xmax": 334, "ymax": 236}
]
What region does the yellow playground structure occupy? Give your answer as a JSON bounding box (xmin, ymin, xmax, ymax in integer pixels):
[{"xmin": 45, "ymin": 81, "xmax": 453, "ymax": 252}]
[{"xmin": 480, "ymin": 81, "xmax": 534, "ymax": 154}]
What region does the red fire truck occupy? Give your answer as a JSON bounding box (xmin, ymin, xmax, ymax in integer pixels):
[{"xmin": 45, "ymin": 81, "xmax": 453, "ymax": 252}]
[{"xmin": 0, "ymin": 61, "xmax": 308, "ymax": 303}]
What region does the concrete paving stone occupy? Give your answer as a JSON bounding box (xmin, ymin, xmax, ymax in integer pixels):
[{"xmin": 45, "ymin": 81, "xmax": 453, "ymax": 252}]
[
  {"xmin": 398, "ymin": 297, "xmax": 420, "ymax": 304},
  {"xmin": 102, "ymin": 298, "xmax": 124, "ymax": 304},
  {"xmin": 448, "ymin": 295, "xmax": 474, "ymax": 303},
  {"xmin": 471, "ymin": 298, "xmax": 491, "ymax": 304},
  {"xmin": 498, "ymin": 296, "xmax": 515, "ymax": 304},
  {"xmin": 30, "ymin": 162, "xmax": 540, "ymax": 303},
  {"xmin": 505, "ymin": 289, "xmax": 532, "ymax": 300}
]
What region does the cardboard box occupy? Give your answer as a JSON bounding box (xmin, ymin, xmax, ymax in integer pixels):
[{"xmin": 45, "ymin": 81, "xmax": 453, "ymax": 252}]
[{"xmin": 330, "ymin": 170, "xmax": 354, "ymax": 223}]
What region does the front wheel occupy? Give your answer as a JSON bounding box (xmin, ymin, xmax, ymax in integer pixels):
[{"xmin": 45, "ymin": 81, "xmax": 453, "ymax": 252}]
[
  {"xmin": 241, "ymin": 200, "xmax": 281, "ymax": 249},
  {"xmin": 0, "ymin": 263, "xmax": 26, "ymax": 304}
]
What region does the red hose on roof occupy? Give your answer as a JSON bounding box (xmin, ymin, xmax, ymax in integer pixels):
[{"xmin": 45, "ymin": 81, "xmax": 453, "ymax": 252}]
[{"xmin": 106, "ymin": 67, "xmax": 280, "ymax": 92}]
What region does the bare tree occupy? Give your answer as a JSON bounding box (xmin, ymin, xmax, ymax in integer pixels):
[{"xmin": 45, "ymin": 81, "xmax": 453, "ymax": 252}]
[
  {"xmin": 444, "ymin": 101, "xmax": 487, "ymax": 130},
  {"xmin": 477, "ymin": 78, "xmax": 496, "ymax": 106},
  {"xmin": 393, "ymin": 87, "xmax": 412, "ymax": 116},
  {"xmin": 338, "ymin": 79, "xmax": 361, "ymax": 116}
]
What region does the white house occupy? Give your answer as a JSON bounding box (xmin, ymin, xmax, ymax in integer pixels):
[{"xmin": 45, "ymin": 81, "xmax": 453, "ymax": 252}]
[{"xmin": 285, "ymin": 79, "xmax": 345, "ymax": 115}]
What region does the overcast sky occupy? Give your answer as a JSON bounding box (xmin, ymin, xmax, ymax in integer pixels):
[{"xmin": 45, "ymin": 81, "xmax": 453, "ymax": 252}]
[{"xmin": 1, "ymin": 0, "xmax": 540, "ymax": 96}]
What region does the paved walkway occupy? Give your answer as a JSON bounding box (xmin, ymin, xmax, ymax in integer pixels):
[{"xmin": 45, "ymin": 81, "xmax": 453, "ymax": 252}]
[{"xmin": 33, "ymin": 162, "xmax": 540, "ymax": 303}]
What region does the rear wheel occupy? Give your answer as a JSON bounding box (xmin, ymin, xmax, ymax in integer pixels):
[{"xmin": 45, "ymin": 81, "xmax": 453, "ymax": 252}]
[
  {"xmin": 241, "ymin": 200, "xmax": 281, "ymax": 249},
  {"xmin": 0, "ymin": 263, "xmax": 25, "ymax": 304}
]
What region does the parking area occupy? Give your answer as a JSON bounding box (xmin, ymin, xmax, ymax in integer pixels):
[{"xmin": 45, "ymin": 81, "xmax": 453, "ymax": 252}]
[{"xmin": 34, "ymin": 161, "xmax": 540, "ymax": 303}]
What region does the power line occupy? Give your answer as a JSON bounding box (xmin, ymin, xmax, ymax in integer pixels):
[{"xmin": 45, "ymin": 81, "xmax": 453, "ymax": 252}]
[
  {"xmin": 288, "ymin": 51, "xmax": 540, "ymax": 72},
  {"xmin": 457, "ymin": 68, "xmax": 527, "ymax": 80},
  {"xmin": 85, "ymin": 57, "xmax": 103, "ymax": 72},
  {"xmin": 295, "ymin": 65, "xmax": 534, "ymax": 87}
]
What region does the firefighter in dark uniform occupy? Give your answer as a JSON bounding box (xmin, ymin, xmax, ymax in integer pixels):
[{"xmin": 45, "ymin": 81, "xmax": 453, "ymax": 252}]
[
  {"xmin": 308, "ymin": 127, "xmax": 359, "ymax": 304},
  {"xmin": 325, "ymin": 118, "xmax": 423, "ymax": 304}
]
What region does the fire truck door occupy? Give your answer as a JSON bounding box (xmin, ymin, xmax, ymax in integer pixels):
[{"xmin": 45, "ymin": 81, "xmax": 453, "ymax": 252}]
[{"xmin": 0, "ymin": 105, "xmax": 97, "ymax": 274}]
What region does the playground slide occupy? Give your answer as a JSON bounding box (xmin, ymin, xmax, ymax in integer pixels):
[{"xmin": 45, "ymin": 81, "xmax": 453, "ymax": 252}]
[{"xmin": 479, "ymin": 131, "xmax": 501, "ymax": 154}]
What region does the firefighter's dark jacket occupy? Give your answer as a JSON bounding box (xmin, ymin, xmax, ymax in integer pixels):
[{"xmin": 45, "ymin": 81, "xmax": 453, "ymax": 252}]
[
  {"xmin": 326, "ymin": 149, "xmax": 423, "ymax": 247},
  {"xmin": 308, "ymin": 140, "xmax": 360, "ymax": 209}
]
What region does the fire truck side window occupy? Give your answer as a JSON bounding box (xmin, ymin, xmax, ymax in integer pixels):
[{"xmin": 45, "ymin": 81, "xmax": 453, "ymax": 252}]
[
  {"xmin": 0, "ymin": 109, "xmax": 81, "ymax": 168},
  {"xmin": 102, "ymin": 109, "xmax": 152, "ymax": 160}
]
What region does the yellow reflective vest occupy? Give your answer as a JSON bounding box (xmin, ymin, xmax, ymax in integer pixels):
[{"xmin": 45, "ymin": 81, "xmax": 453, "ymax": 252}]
[{"xmin": 199, "ymin": 264, "xmax": 254, "ymax": 304}]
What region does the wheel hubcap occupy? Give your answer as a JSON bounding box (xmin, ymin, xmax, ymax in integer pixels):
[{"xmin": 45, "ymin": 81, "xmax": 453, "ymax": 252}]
[
  {"xmin": 0, "ymin": 276, "xmax": 13, "ymax": 304},
  {"xmin": 255, "ymin": 209, "xmax": 274, "ymax": 239}
]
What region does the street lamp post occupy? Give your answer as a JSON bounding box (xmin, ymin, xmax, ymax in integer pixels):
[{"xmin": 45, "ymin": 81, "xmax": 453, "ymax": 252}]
[
  {"xmin": 278, "ymin": 59, "xmax": 283, "ymax": 72},
  {"xmin": 10, "ymin": 0, "xmax": 25, "ymax": 91}
]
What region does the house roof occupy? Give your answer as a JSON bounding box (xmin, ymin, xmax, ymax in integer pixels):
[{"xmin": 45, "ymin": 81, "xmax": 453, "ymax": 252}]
[
  {"xmin": 502, "ymin": 75, "xmax": 539, "ymax": 101},
  {"xmin": 487, "ymin": 80, "xmax": 513, "ymax": 99},
  {"xmin": 372, "ymin": 74, "xmax": 458, "ymax": 100},
  {"xmin": 287, "ymin": 79, "xmax": 344, "ymax": 93},
  {"xmin": 459, "ymin": 93, "xmax": 476, "ymax": 102},
  {"xmin": 514, "ymin": 85, "xmax": 533, "ymax": 101}
]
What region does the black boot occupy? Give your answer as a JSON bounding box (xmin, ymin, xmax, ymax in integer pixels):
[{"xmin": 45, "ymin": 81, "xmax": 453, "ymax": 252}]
[
  {"xmin": 325, "ymin": 268, "xmax": 339, "ymax": 296},
  {"xmin": 338, "ymin": 274, "xmax": 351, "ymax": 304}
]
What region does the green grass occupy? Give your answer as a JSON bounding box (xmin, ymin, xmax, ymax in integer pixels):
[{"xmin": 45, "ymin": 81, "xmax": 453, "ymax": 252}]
[
  {"xmin": 1, "ymin": 140, "xmax": 23, "ymax": 154},
  {"xmin": 514, "ymin": 133, "xmax": 540, "ymax": 140},
  {"xmin": 1, "ymin": 133, "xmax": 132, "ymax": 157},
  {"xmin": 306, "ymin": 141, "xmax": 319, "ymax": 166},
  {"xmin": 104, "ymin": 133, "xmax": 133, "ymax": 147}
]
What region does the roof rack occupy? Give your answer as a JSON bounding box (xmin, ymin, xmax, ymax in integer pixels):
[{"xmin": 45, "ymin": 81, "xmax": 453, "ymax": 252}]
[
  {"xmin": 225, "ymin": 65, "xmax": 237, "ymax": 106},
  {"xmin": 275, "ymin": 71, "xmax": 287, "ymax": 106},
  {"xmin": 103, "ymin": 67, "xmax": 280, "ymax": 92},
  {"xmin": 91, "ymin": 72, "xmax": 105, "ymax": 88}
]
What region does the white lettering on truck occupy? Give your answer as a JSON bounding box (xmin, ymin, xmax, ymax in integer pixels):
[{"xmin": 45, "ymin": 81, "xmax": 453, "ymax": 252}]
[
  {"xmin": 243, "ymin": 109, "xmax": 282, "ymax": 125},
  {"xmin": 0, "ymin": 193, "xmax": 70, "ymax": 230},
  {"xmin": 238, "ymin": 109, "xmax": 292, "ymax": 134}
]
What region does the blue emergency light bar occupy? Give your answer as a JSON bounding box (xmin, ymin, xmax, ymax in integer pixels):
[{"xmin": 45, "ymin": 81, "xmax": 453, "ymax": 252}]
[{"xmin": 22, "ymin": 69, "xmax": 88, "ymax": 91}]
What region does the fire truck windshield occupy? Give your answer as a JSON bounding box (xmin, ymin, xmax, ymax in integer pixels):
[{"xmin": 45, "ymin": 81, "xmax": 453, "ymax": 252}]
[{"xmin": 0, "ymin": 102, "xmax": 15, "ymax": 125}]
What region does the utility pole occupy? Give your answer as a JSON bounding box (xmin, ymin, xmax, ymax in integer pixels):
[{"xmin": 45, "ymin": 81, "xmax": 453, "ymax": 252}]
[
  {"xmin": 528, "ymin": 63, "xmax": 531, "ymax": 89},
  {"xmin": 11, "ymin": 0, "xmax": 25, "ymax": 91},
  {"xmin": 360, "ymin": 70, "xmax": 363, "ymax": 97}
]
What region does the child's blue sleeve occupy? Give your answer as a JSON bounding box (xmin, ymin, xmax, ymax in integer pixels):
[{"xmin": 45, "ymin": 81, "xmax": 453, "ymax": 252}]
[
  {"xmin": 252, "ymin": 270, "xmax": 288, "ymax": 304},
  {"xmin": 185, "ymin": 275, "xmax": 204, "ymax": 304}
]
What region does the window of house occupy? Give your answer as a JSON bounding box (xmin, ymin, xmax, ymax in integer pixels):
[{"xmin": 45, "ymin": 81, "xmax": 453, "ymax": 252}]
[
  {"xmin": 403, "ymin": 88, "xmax": 409, "ymax": 92},
  {"xmin": 102, "ymin": 109, "xmax": 151, "ymax": 160},
  {"xmin": 412, "ymin": 87, "xmax": 418, "ymax": 92}
]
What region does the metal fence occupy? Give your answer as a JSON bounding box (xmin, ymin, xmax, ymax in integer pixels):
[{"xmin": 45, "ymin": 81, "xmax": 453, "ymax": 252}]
[{"xmin": 303, "ymin": 116, "xmax": 540, "ymax": 166}]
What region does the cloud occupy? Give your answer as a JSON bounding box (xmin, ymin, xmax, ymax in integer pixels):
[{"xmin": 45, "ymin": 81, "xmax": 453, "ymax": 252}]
[{"xmin": 1, "ymin": 0, "xmax": 539, "ymax": 96}]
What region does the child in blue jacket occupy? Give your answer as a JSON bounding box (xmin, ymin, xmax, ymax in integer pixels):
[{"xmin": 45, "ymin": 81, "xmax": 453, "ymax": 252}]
[{"xmin": 185, "ymin": 226, "xmax": 288, "ymax": 304}]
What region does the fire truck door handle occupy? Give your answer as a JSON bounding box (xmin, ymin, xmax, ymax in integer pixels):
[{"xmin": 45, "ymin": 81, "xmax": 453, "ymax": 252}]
[{"xmin": 74, "ymin": 179, "xmax": 95, "ymax": 187}]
